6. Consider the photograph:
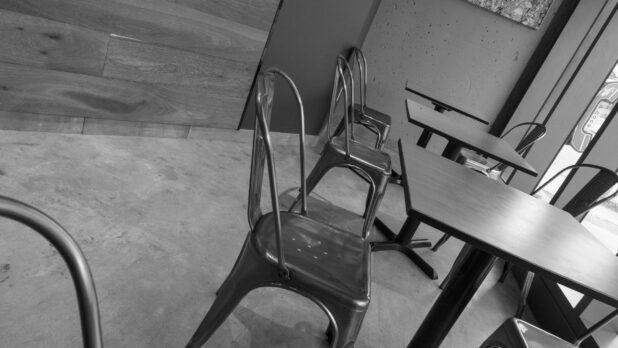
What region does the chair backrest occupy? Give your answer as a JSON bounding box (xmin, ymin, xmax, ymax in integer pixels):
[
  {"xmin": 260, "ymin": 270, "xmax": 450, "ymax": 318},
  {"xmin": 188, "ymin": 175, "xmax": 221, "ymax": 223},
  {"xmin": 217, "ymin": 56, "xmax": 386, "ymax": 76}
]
[
  {"xmin": 532, "ymin": 164, "xmax": 618, "ymax": 218},
  {"xmin": 325, "ymin": 55, "xmax": 355, "ymax": 157},
  {"xmin": 492, "ymin": 122, "xmax": 547, "ymax": 173},
  {"xmin": 248, "ymin": 68, "xmax": 306, "ymax": 279},
  {"xmin": 0, "ymin": 196, "xmax": 103, "ymax": 348},
  {"xmin": 350, "ymin": 48, "xmax": 368, "ymax": 111}
]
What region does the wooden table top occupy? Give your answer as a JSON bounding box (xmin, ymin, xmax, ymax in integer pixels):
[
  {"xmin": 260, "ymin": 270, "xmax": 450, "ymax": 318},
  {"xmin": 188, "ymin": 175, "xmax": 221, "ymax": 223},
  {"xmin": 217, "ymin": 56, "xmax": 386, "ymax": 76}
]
[
  {"xmin": 399, "ymin": 139, "xmax": 618, "ymax": 309},
  {"xmin": 406, "ymin": 99, "xmax": 538, "ymax": 177},
  {"xmin": 405, "ymin": 81, "xmax": 489, "ymax": 125}
]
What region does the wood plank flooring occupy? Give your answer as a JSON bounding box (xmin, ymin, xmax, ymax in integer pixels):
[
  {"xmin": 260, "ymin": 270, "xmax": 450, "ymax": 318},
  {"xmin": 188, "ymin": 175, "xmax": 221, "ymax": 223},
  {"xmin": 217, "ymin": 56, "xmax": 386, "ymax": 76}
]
[{"xmin": 0, "ymin": 0, "xmax": 279, "ymax": 136}]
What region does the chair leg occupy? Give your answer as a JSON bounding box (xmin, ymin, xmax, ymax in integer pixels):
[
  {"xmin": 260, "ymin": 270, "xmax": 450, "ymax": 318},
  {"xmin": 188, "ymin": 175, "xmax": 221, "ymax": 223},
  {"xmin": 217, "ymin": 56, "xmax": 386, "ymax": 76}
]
[
  {"xmin": 327, "ymin": 306, "xmax": 367, "ymax": 348},
  {"xmin": 186, "ymin": 242, "xmax": 275, "ymax": 348},
  {"xmin": 362, "ymin": 181, "xmax": 375, "ymax": 218},
  {"xmin": 361, "ymin": 172, "xmax": 388, "ymax": 239},
  {"xmin": 516, "ymin": 271, "xmax": 535, "ymax": 319},
  {"xmin": 432, "ymin": 234, "xmax": 450, "ymax": 252},
  {"xmin": 499, "ymin": 261, "xmax": 511, "ymax": 283},
  {"xmin": 376, "ymin": 124, "xmax": 390, "ymax": 151}
]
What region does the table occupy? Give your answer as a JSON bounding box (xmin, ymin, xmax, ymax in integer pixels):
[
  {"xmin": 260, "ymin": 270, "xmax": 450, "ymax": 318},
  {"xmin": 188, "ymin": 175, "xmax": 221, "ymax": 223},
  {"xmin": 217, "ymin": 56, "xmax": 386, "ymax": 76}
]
[
  {"xmin": 392, "ymin": 140, "xmax": 618, "ymax": 348},
  {"xmin": 371, "ymin": 100, "xmax": 538, "ymax": 279},
  {"xmin": 405, "ymin": 81, "xmax": 489, "ymax": 125},
  {"xmin": 406, "ymin": 99, "xmax": 537, "ymax": 176}
]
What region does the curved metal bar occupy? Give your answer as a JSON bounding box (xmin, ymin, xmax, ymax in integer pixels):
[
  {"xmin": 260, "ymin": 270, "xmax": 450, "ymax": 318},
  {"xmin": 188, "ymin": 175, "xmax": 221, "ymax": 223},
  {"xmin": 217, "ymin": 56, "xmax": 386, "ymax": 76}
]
[
  {"xmin": 0, "ymin": 196, "xmax": 103, "ymax": 348},
  {"xmin": 254, "ymin": 72, "xmax": 289, "ymax": 279},
  {"xmin": 489, "ymin": 122, "xmax": 546, "ymax": 173},
  {"xmin": 253, "ymin": 68, "xmax": 309, "ymax": 279},
  {"xmin": 532, "ymin": 164, "xmax": 618, "ymax": 213},
  {"xmin": 337, "ymin": 55, "xmax": 356, "ymax": 158},
  {"xmin": 352, "ymin": 48, "xmax": 368, "ymax": 113},
  {"xmin": 500, "ymin": 122, "xmax": 547, "ymax": 153},
  {"xmin": 264, "ymin": 68, "xmax": 308, "ymax": 216},
  {"xmin": 325, "ymin": 61, "xmax": 341, "ymax": 142}
]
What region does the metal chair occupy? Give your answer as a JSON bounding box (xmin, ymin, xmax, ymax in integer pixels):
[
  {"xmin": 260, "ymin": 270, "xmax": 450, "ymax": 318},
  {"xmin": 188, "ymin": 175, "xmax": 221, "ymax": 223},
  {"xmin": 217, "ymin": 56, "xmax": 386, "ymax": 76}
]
[
  {"xmin": 507, "ymin": 164, "xmax": 618, "ymax": 318},
  {"xmin": 185, "ymin": 68, "xmax": 372, "ymax": 348},
  {"xmin": 432, "ymin": 122, "xmax": 546, "ymax": 252},
  {"xmin": 0, "ymin": 196, "xmax": 103, "ymax": 348},
  {"xmin": 293, "ymin": 55, "xmax": 391, "ymax": 239},
  {"xmin": 480, "ymin": 314, "xmax": 618, "ymax": 348},
  {"xmin": 334, "ymin": 48, "xmax": 391, "ymax": 150}
]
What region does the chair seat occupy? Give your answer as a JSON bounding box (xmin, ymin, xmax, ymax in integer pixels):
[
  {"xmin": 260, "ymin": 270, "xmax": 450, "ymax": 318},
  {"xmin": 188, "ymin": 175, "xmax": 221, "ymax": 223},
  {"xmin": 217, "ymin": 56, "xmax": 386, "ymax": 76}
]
[
  {"xmin": 354, "ymin": 104, "xmax": 391, "ymax": 126},
  {"xmin": 330, "ymin": 136, "xmax": 391, "ymax": 174},
  {"xmin": 253, "ymin": 212, "xmax": 371, "ymax": 305},
  {"xmin": 481, "ymin": 318, "xmax": 573, "ymax": 348}
]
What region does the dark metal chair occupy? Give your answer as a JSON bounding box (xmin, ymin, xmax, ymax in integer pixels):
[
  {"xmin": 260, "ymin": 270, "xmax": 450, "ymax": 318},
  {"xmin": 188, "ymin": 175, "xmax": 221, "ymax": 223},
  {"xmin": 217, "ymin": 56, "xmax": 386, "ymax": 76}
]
[
  {"xmin": 480, "ymin": 314, "xmax": 618, "ymax": 348},
  {"xmin": 432, "ymin": 122, "xmax": 547, "ymax": 252},
  {"xmin": 349, "ymin": 48, "xmax": 392, "ymax": 150},
  {"xmin": 0, "ymin": 196, "xmax": 103, "ymax": 348},
  {"xmin": 185, "ymin": 68, "xmax": 372, "ymax": 348},
  {"xmin": 333, "ymin": 48, "xmax": 391, "ymax": 150},
  {"xmin": 293, "ymin": 55, "xmax": 391, "ymax": 239}
]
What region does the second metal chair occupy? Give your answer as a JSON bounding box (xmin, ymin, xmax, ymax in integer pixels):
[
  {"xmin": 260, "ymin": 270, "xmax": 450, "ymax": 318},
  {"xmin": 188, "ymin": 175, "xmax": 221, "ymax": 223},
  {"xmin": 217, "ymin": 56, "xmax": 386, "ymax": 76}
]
[{"xmin": 295, "ymin": 55, "xmax": 391, "ymax": 239}]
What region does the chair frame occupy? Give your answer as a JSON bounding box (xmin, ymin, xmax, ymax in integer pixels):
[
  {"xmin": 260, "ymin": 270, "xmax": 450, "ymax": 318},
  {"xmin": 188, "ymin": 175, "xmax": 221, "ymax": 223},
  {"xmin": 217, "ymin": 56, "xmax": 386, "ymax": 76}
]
[
  {"xmin": 332, "ymin": 48, "xmax": 391, "ymax": 150},
  {"xmin": 185, "ymin": 68, "xmax": 372, "ymax": 348},
  {"xmin": 0, "ymin": 196, "xmax": 103, "ymax": 348},
  {"xmin": 300, "ymin": 55, "xmax": 391, "ymax": 239}
]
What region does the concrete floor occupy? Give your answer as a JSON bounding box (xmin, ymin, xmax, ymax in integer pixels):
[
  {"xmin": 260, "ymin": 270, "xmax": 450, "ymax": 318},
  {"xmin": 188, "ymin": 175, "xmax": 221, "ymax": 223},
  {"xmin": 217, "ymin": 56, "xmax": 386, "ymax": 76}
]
[{"xmin": 0, "ymin": 129, "xmax": 524, "ymax": 347}]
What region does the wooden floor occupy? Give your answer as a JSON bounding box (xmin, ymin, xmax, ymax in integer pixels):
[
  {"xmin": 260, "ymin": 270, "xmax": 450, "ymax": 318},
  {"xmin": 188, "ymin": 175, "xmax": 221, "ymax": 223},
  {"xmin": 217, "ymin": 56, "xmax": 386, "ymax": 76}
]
[{"xmin": 0, "ymin": 0, "xmax": 279, "ymax": 137}]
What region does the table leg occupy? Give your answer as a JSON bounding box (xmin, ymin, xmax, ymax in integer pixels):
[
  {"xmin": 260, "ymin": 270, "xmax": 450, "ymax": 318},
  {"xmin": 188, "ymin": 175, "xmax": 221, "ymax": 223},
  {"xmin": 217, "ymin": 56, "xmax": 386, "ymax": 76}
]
[
  {"xmin": 417, "ymin": 130, "xmax": 432, "ymax": 148},
  {"xmin": 371, "ymin": 216, "xmax": 437, "ymax": 279},
  {"xmin": 382, "ymin": 130, "xmax": 433, "ymax": 186},
  {"xmin": 407, "ymin": 246, "xmax": 495, "ymax": 348},
  {"xmin": 441, "ymin": 141, "xmax": 462, "ymax": 160}
]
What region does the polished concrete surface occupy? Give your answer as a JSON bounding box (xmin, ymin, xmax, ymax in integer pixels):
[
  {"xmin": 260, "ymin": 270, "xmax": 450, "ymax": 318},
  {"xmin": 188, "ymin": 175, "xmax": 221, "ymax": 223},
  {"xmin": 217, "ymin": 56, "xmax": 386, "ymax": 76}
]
[{"xmin": 0, "ymin": 129, "xmax": 524, "ymax": 347}]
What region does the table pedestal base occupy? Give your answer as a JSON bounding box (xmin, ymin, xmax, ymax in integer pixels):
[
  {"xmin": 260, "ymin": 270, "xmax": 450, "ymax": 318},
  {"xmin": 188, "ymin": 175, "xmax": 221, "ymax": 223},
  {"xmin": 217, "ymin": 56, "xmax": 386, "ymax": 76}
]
[
  {"xmin": 371, "ymin": 216, "xmax": 437, "ymax": 279},
  {"xmin": 408, "ymin": 246, "xmax": 495, "ymax": 348}
]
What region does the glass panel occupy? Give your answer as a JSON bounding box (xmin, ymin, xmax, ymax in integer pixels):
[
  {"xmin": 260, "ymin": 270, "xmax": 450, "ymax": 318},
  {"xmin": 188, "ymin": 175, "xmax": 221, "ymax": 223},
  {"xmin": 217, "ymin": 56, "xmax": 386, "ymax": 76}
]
[{"xmin": 536, "ymin": 62, "xmax": 618, "ymax": 312}]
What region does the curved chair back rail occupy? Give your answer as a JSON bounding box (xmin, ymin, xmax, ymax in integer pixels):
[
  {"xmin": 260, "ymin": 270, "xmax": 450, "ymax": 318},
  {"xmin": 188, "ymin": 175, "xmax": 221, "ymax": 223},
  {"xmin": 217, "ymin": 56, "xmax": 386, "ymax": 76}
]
[
  {"xmin": 491, "ymin": 122, "xmax": 547, "ymax": 173},
  {"xmin": 329, "ymin": 48, "xmax": 391, "ymax": 150},
  {"xmin": 534, "ymin": 163, "xmax": 618, "ymax": 217},
  {"xmin": 250, "ymin": 67, "xmax": 308, "ymax": 279},
  {"xmin": 0, "ymin": 196, "xmax": 103, "ymax": 348},
  {"xmin": 326, "ymin": 55, "xmax": 356, "ymax": 156}
]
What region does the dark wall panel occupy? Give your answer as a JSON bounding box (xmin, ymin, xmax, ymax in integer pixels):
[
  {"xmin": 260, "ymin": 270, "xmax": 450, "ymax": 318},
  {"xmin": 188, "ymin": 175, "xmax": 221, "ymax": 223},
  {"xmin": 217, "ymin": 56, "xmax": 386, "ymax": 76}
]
[{"xmin": 239, "ymin": 0, "xmax": 381, "ymax": 134}]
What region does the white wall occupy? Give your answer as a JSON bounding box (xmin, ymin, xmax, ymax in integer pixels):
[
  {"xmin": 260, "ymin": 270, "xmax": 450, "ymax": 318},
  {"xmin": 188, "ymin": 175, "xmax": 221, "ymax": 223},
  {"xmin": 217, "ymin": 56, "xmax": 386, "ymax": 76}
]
[{"xmin": 361, "ymin": 0, "xmax": 562, "ymax": 151}]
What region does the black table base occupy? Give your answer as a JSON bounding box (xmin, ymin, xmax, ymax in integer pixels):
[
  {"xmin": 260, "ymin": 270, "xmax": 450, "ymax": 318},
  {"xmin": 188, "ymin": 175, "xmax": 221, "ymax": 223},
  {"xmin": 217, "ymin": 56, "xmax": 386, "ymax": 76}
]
[
  {"xmin": 408, "ymin": 246, "xmax": 496, "ymax": 348},
  {"xmin": 371, "ymin": 216, "xmax": 437, "ymax": 279}
]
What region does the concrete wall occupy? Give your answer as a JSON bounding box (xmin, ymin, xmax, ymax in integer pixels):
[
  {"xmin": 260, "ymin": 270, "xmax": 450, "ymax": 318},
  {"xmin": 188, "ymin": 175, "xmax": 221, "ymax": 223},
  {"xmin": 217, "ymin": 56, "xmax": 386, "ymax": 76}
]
[{"xmin": 361, "ymin": 0, "xmax": 563, "ymax": 151}]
